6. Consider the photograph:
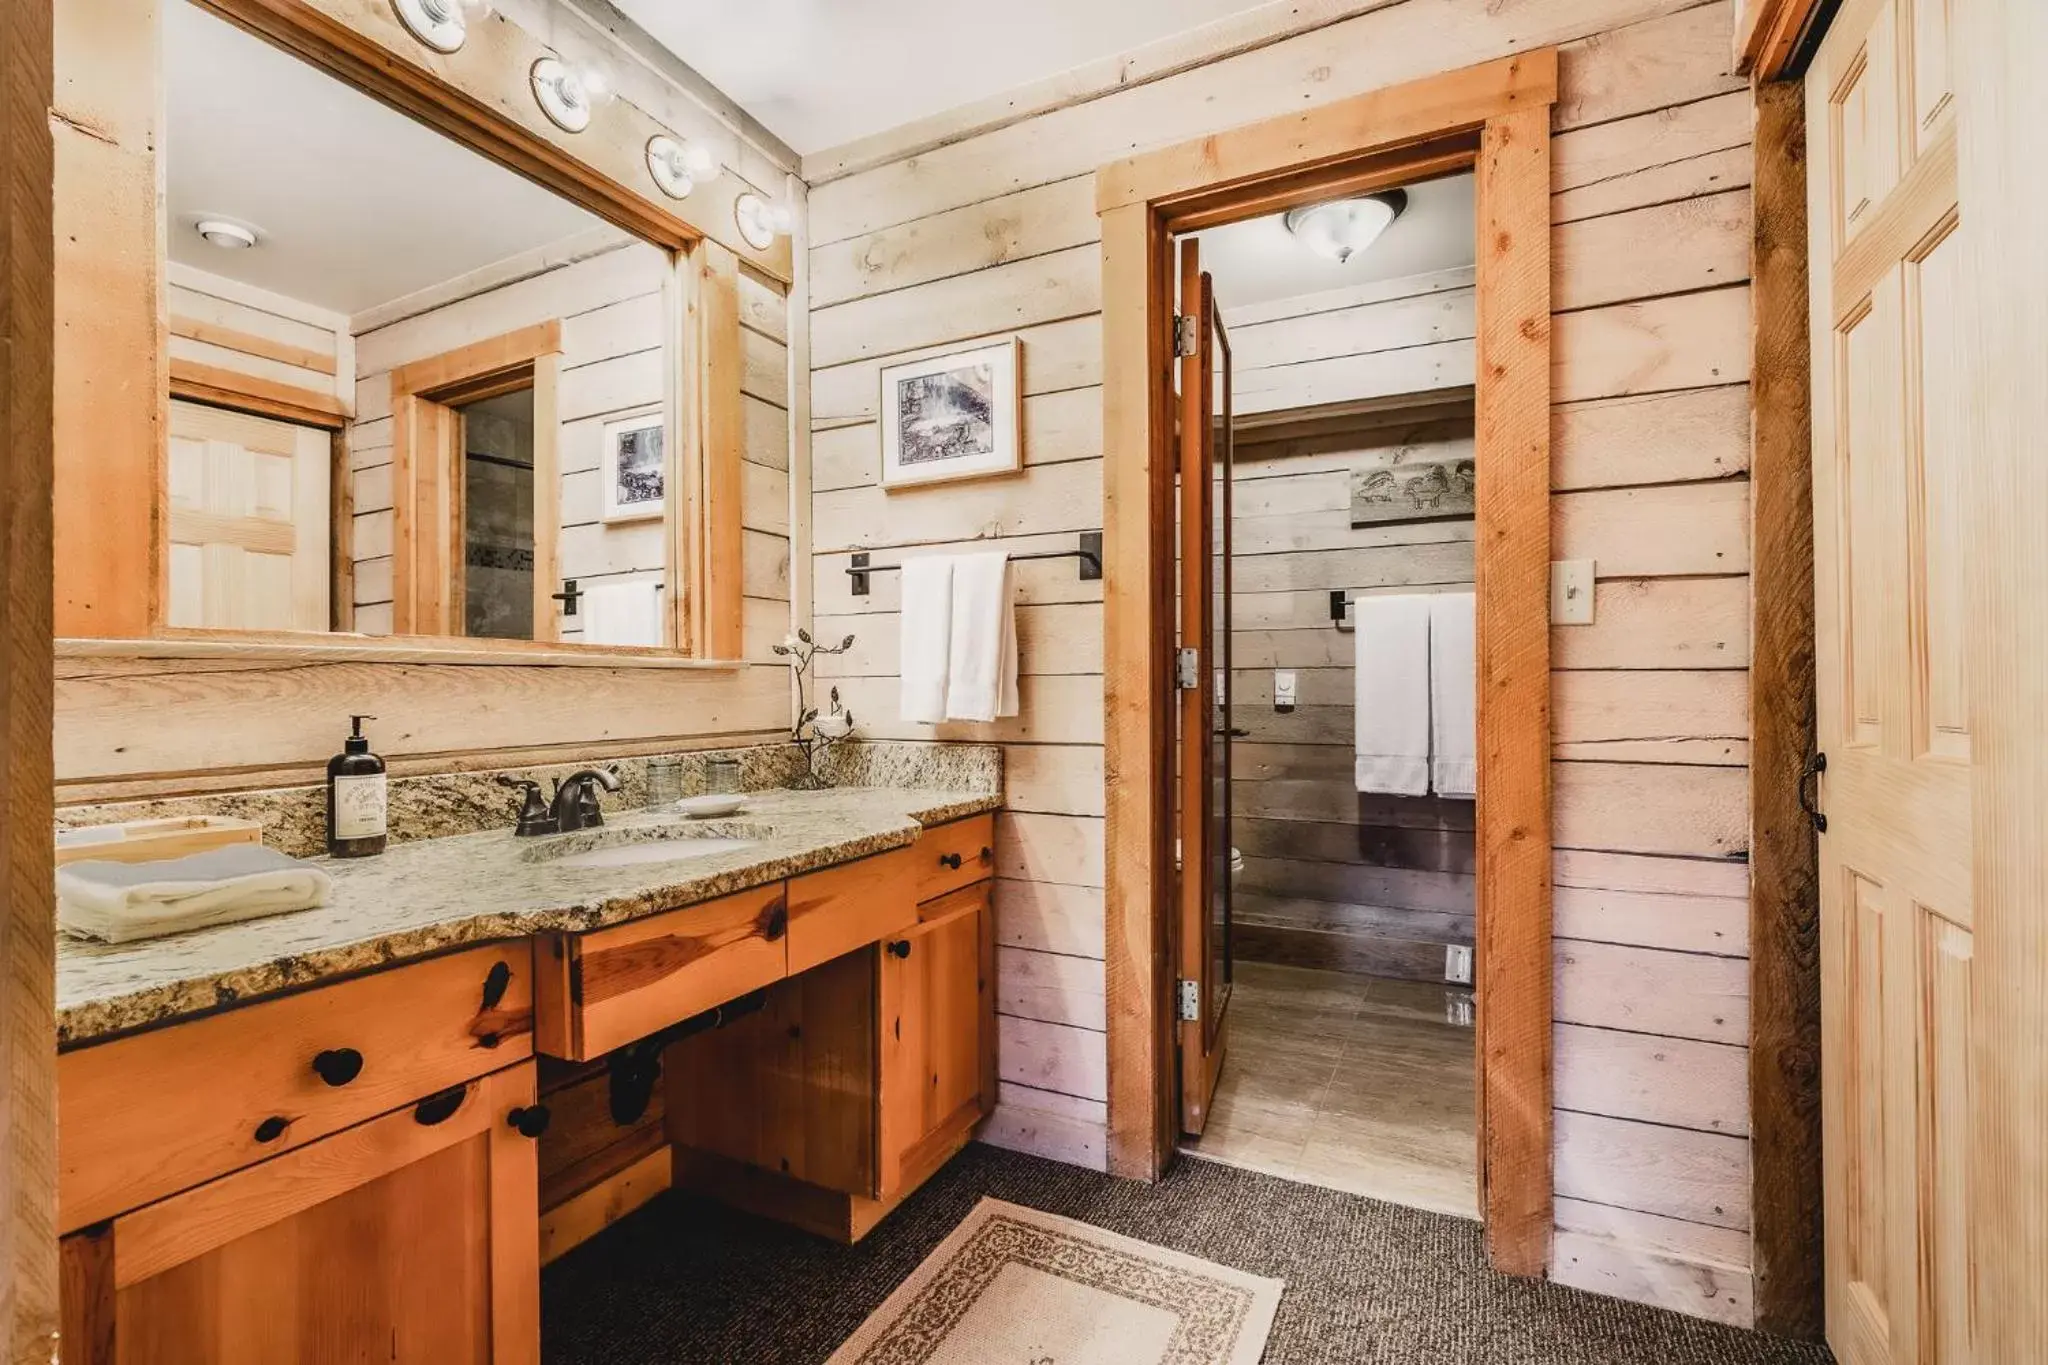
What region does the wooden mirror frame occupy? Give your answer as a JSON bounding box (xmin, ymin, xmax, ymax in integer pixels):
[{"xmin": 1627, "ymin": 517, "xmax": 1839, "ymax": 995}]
[
  {"xmin": 1095, "ymin": 51, "xmax": 1558, "ymax": 1275},
  {"xmin": 53, "ymin": 0, "xmax": 789, "ymax": 662}
]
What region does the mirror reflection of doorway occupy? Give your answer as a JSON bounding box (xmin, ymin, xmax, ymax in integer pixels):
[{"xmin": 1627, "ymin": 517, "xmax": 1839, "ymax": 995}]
[{"xmin": 458, "ymin": 387, "xmax": 537, "ymax": 641}]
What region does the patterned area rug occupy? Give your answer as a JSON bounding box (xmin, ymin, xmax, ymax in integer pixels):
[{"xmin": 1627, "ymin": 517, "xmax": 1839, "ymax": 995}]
[{"xmin": 825, "ymin": 1198, "xmax": 1283, "ymax": 1365}]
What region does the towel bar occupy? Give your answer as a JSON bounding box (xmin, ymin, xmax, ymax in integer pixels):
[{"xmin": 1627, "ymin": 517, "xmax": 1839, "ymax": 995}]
[{"xmin": 845, "ymin": 532, "xmax": 1102, "ymax": 597}]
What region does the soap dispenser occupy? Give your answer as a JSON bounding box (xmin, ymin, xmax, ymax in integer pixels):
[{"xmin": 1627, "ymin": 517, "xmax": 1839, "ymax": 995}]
[{"xmin": 327, "ymin": 714, "xmax": 388, "ymax": 858}]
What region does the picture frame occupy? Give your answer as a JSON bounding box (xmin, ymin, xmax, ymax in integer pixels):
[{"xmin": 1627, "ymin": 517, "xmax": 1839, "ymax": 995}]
[
  {"xmin": 600, "ymin": 411, "xmax": 665, "ymax": 523},
  {"xmin": 878, "ymin": 337, "xmax": 1023, "ymax": 489}
]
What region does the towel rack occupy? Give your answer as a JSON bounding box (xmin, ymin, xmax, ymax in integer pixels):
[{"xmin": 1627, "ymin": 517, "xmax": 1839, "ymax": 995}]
[
  {"xmin": 1331, "ymin": 590, "xmax": 1355, "ymax": 632},
  {"xmin": 845, "ymin": 532, "xmax": 1102, "ymax": 597}
]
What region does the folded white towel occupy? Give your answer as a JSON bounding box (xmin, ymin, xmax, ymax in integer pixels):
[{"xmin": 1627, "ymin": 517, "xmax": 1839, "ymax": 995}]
[
  {"xmin": 946, "ymin": 551, "xmax": 1019, "ymax": 722},
  {"xmin": 1429, "ymin": 591, "xmax": 1477, "ymax": 798},
  {"xmin": 1353, "ymin": 593, "xmax": 1433, "ymax": 796},
  {"xmin": 579, "ymin": 578, "xmax": 664, "ymax": 647},
  {"xmin": 899, "ymin": 556, "xmax": 955, "ymax": 724},
  {"xmin": 58, "ymin": 845, "xmax": 334, "ymax": 944}
]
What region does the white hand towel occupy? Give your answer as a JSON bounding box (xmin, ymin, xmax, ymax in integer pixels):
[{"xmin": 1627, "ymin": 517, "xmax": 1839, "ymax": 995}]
[
  {"xmin": 1353, "ymin": 593, "xmax": 1433, "ymax": 796},
  {"xmin": 898, "ymin": 556, "xmax": 955, "ymax": 724},
  {"xmin": 1429, "ymin": 591, "xmax": 1477, "ymax": 798},
  {"xmin": 58, "ymin": 845, "xmax": 334, "ymax": 944},
  {"xmin": 945, "ymin": 551, "xmax": 1019, "ymax": 722},
  {"xmin": 579, "ymin": 578, "xmax": 664, "ymax": 647}
]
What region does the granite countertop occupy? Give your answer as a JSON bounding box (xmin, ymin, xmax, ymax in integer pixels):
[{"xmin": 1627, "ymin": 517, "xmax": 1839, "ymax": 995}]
[{"xmin": 56, "ymin": 784, "xmax": 1000, "ymax": 1046}]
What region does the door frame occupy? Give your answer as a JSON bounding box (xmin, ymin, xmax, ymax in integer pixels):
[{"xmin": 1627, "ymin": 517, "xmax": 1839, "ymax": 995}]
[{"xmin": 1096, "ymin": 50, "xmax": 1559, "ymax": 1274}]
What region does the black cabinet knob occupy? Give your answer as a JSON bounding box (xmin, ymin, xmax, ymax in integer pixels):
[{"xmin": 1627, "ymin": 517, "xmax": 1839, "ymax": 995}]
[
  {"xmin": 507, "ymin": 1104, "xmax": 551, "ymax": 1139},
  {"xmin": 414, "ymin": 1085, "xmax": 468, "ymax": 1127},
  {"xmin": 938, "ymin": 852, "xmax": 964, "ymax": 870},
  {"xmin": 979, "ymin": 846, "xmax": 994, "ymax": 864},
  {"xmin": 886, "ymin": 940, "xmax": 912, "ymax": 959},
  {"xmin": 763, "ymin": 900, "xmax": 788, "ymax": 942},
  {"xmin": 253, "ymin": 1115, "xmax": 289, "ymax": 1143},
  {"xmin": 311, "ymin": 1048, "xmax": 364, "ymax": 1087}
]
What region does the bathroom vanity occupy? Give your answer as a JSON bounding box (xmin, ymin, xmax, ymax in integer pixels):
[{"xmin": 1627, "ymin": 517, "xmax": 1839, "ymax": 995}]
[{"xmin": 53, "ymin": 775, "xmax": 998, "ymax": 1364}]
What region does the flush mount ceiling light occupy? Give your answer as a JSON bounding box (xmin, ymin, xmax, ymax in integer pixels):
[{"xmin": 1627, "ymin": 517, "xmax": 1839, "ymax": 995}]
[
  {"xmin": 194, "ymin": 219, "xmax": 258, "ymax": 250},
  {"xmin": 646, "ymin": 136, "xmax": 695, "ymax": 199},
  {"xmin": 391, "ymin": 0, "xmax": 466, "ymax": 53},
  {"xmin": 733, "ymin": 192, "xmax": 792, "ymax": 251},
  {"xmin": 1284, "ymin": 190, "xmax": 1408, "ymax": 264},
  {"xmin": 531, "ymin": 55, "xmax": 593, "ymax": 133}
]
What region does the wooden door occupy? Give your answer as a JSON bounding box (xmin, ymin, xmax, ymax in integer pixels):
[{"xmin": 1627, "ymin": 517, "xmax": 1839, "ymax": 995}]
[
  {"xmin": 1176, "ymin": 239, "xmax": 1232, "ymax": 1135},
  {"xmin": 1806, "ymin": 1, "xmax": 1968, "ymax": 1361},
  {"xmin": 165, "ymin": 399, "xmax": 330, "ymax": 631},
  {"xmin": 878, "ymin": 884, "xmax": 993, "ymax": 1198},
  {"xmin": 59, "ymin": 1062, "xmax": 541, "ymax": 1365}
]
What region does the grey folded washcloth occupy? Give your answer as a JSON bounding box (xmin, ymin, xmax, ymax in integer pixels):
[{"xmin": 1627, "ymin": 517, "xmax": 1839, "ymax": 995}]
[{"xmin": 58, "ymin": 845, "xmax": 334, "ymax": 944}]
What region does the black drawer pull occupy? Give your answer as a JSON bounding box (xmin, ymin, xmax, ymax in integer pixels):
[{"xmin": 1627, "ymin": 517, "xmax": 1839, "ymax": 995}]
[
  {"xmin": 507, "ymin": 1104, "xmax": 551, "ymax": 1139},
  {"xmin": 886, "ymin": 940, "xmax": 912, "ymax": 959},
  {"xmin": 938, "ymin": 852, "xmax": 963, "ymax": 870},
  {"xmin": 311, "ymin": 1048, "xmax": 363, "ymax": 1087},
  {"xmin": 253, "ymin": 1115, "xmax": 289, "ymax": 1143},
  {"xmin": 763, "ymin": 899, "xmax": 788, "ymax": 942},
  {"xmin": 480, "ymin": 960, "xmax": 513, "ymax": 1011},
  {"xmin": 414, "ymin": 1085, "xmax": 469, "ymax": 1127}
]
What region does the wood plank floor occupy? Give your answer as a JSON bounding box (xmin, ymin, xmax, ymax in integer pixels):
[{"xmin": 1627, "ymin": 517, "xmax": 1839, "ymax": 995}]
[{"xmin": 1180, "ymin": 961, "xmax": 1477, "ymax": 1218}]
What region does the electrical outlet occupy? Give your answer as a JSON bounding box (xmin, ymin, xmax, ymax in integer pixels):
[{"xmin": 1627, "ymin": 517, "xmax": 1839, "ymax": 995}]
[
  {"xmin": 1445, "ymin": 944, "xmax": 1474, "ymax": 985},
  {"xmin": 1273, "ymin": 670, "xmax": 1297, "ymax": 713},
  {"xmin": 1550, "ymin": 560, "xmax": 1596, "ymax": 625}
]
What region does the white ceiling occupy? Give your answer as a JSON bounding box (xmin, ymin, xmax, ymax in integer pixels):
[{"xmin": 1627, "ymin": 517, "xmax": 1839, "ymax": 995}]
[
  {"xmin": 165, "ymin": 2, "xmax": 605, "ymax": 316},
  {"xmin": 613, "ymin": 0, "xmax": 1272, "ymax": 155},
  {"xmin": 1192, "ymin": 173, "xmax": 1477, "ymax": 310}
]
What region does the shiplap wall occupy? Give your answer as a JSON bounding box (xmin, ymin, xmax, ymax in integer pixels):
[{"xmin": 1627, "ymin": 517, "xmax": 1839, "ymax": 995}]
[
  {"xmin": 168, "ymin": 262, "xmax": 353, "ymax": 412},
  {"xmin": 803, "ymin": 0, "xmax": 1756, "ymax": 1325},
  {"xmin": 346, "ymin": 236, "xmax": 793, "ymax": 654}
]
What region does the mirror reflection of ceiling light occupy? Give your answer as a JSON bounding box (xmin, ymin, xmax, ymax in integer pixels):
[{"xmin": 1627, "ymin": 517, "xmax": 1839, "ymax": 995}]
[
  {"xmin": 195, "ymin": 219, "xmax": 258, "ymax": 250},
  {"xmin": 391, "ymin": 0, "xmax": 467, "ymax": 53},
  {"xmin": 531, "ymin": 55, "xmax": 594, "ymax": 133},
  {"xmin": 646, "ymin": 136, "xmax": 695, "ymax": 199},
  {"xmin": 1283, "ymin": 190, "xmax": 1408, "ymax": 264},
  {"xmin": 733, "ymin": 192, "xmax": 793, "ymax": 250}
]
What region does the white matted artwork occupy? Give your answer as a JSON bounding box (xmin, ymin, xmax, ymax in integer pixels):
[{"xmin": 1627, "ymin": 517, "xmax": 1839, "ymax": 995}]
[
  {"xmin": 879, "ymin": 338, "xmax": 1022, "ymax": 489},
  {"xmin": 601, "ymin": 412, "xmax": 665, "ymax": 523}
]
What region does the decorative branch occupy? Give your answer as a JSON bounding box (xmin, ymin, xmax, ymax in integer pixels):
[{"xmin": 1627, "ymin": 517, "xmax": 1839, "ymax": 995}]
[{"xmin": 773, "ymin": 628, "xmax": 857, "ymax": 788}]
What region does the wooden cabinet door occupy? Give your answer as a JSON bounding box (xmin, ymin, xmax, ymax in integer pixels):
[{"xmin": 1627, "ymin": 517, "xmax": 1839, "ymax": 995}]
[
  {"xmin": 1806, "ymin": 1, "xmax": 1967, "ymax": 1362},
  {"xmin": 166, "ymin": 399, "xmax": 331, "ymax": 632},
  {"xmin": 878, "ymin": 883, "xmax": 994, "ymax": 1199},
  {"xmin": 61, "ymin": 1064, "xmax": 542, "ymax": 1365}
]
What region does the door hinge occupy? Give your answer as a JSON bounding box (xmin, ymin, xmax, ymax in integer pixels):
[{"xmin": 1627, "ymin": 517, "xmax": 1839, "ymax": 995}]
[
  {"xmin": 1173, "ymin": 314, "xmax": 1200, "ymax": 357},
  {"xmin": 1177, "ymin": 979, "xmax": 1201, "ymax": 1022},
  {"xmin": 1176, "ymin": 648, "xmax": 1200, "ymax": 690}
]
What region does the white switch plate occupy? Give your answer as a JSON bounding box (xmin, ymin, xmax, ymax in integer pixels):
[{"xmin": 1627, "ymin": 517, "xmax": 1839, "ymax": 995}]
[
  {"xmin": 1273, "ymin": 670, "xmax": 1297, "ymax": 706},
  {"xmin": 1445, "ymin": 944, "xmax": 1474, "ymax": 985},
  {"xmin": 1550, "ymin": 560, "xmax": 1596, "ymax": 625}
]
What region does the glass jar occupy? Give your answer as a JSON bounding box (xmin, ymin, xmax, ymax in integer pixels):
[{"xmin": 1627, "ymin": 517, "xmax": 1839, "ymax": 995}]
[
  {"xmin": 646, "ymin": 756, "xmax": 684, "ymax": 809},
  {"xmin": 707, "ymin": 756, "xmax": 743, "ymax": 796}
]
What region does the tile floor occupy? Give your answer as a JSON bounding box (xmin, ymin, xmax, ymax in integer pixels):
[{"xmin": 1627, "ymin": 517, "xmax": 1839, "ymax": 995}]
[{"xmin": 1180, "ymin": 960, "xmax": 1478, "ymax": 1218}]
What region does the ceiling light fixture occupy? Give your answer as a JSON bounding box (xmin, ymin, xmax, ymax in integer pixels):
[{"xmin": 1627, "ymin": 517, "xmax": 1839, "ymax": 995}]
[
  {"xmin": 733, "ymin": 192, "xmax": 792, "ymax": 250},
  {"xmin": 1283, "ymin": 190, "xmax": 1408, "ymax": 264},
  {"xmin": 531, "ymin": 55, "xmax": 593, "ymax": 133},
  {"xmin": 194, "ymin": 219, "xmax": 258, "ymax": 250},
  {"xmin": 391, "ymin": 0, "xmax": 467, "ymax": 53},
  {"xmin": 646, "ymin": 135, "xmax": 695, "ymax": 200}
]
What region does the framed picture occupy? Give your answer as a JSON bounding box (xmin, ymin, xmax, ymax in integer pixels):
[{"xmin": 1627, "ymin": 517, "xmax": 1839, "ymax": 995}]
[
  {"xmin": 879, "ymin": 338, "xmax": 1022, "ymax": 489},
  {"xmin": 1349, "ymin": 449, "xmax": 1476, "ymax": 526},
  {"xmin": 601, "ymin": 412, "xmax": 665, "ymax": 523}
]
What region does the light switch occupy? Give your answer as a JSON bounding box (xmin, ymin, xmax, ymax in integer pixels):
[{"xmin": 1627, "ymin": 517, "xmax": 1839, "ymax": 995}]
[
  {"xmin": 1550, "ymin": 560, "xmax": 1596, "ymax": 625},
  {"xmin": 1273, "ymin": 670, "xmax": 1297, "ymax": 713}
]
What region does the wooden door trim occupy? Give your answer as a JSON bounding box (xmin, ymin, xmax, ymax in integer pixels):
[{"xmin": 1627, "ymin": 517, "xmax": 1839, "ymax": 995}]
[
  {"xmin": 2, "ymin": 0, "xmax": 60, "ymax": 1345},
  {"xmin": 1096, "ymin": 49, "xmax": 1558, "ymax": 1277},
  {"xmin": 390, "ymin": 322, "xmax": 562, "ymax": 640},
  {"xmin": 1747, "ymin": 78, "xmax": 1823, "ymax": 1341},
  {"xmin": 167, "ymin": 358, "xmax": 349, "ymax": 430}
]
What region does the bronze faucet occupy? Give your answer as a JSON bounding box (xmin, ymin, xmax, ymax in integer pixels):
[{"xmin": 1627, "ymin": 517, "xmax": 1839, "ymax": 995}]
[{"xmin": 497, "ymin": 767, "xmax": 621, "ymax": 836}]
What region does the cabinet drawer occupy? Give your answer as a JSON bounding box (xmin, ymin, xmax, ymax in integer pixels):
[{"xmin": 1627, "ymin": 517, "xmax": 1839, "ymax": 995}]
[
  {"xmin": 536, "ymin": 883, "xmax": 788, "ymax": 1062},
  {"xmin": 787, "ymin": 845, "xmax": 919, "ymax": 975},
  {"xmin": 59, "ymin": 941, "xmax": 534, "ymax": 1233},
  {"xmin": 916, "ymin": 813, "xmax": 996, "ymax": 903}
]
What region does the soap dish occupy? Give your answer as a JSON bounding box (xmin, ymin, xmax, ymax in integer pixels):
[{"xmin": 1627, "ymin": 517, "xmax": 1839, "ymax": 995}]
[{"xmin": 675, "ymin": 794, "xmax": 747, "ymax": 819}]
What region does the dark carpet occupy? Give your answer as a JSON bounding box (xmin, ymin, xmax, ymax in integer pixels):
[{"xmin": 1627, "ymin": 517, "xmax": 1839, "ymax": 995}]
[{"xmin": 542, "ymin": 1143, "xmax": 1835, "ymax": 1365}]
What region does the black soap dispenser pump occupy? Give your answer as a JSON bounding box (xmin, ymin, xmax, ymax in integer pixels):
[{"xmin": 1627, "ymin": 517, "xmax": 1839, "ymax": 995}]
[{"xmin": 327, "ymin": 714, "xmax": 388, "ymax": 858}]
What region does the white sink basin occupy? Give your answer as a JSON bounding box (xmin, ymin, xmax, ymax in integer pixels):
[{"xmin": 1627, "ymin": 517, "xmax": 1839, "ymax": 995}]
[{"xmin": 544, "ymin": 837, "xmax": 758, "ymax": 871}]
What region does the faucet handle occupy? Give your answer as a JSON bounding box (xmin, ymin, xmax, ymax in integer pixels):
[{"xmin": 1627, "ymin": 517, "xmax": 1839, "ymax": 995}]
[{"xmin": 497, "ymin": 777, "xmax": 554, "ymax": 837}]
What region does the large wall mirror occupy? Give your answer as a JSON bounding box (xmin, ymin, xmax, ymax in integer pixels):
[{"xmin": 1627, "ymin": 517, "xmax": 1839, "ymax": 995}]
[{"xmin": 154, "ymin": 0, "xmax": 687, "ymax": 650}]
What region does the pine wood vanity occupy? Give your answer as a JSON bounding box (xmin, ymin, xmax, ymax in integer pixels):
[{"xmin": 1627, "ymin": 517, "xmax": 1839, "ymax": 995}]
[{"xmin": 54, "ymin": 809, "xmax": 997, "ymax": 1364}]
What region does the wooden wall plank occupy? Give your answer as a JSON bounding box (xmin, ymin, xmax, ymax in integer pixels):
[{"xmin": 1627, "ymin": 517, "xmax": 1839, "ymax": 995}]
[
  {"xmin": 1553, "ymin": 1109, "xmax": 1750, "ymax": 1230},
  {"xmin": 1556, "ymin": 939, "xmax": 1749, "ymax": 1044},
  {"xmin": 1553, "ymin": 761, "xmax": 1749, "ymax": 858},
  {"xmin": 1554, "ymin": 1023, "xmax": 1749, "ymax": 1135}
]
